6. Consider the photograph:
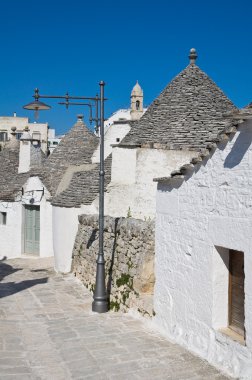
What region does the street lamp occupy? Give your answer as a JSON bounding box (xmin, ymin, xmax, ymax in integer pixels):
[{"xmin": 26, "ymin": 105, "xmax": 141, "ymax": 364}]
[{"xmin": 23, "ymin": 82, "xmax": 109, "ymax": 313}]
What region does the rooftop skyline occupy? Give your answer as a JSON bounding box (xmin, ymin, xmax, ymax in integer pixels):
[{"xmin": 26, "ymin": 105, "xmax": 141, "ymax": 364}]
[{"xmin": 0, "ymin": 0, "xmax": 251, "ymax": 134}]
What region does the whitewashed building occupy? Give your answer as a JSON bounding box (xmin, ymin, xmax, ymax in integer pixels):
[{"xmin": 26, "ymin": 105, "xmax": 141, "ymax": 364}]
[
  {"xmin": 0, "ymin": 114, "xmax": 49, "ymax": 153},
  {"xmin": 153, "ymin": 58, "xmax": 252, "ymax": 376},
  {"xmin": 104, "ymin": 50, "xmax": 236, "ymax": 220},
  {"xmin": 0, "ymin": 127, "xmax": 53, "ymax": 259},
  {"xmin": 0, "ymin": 82, "xmax": 146, "ymax": 272}
]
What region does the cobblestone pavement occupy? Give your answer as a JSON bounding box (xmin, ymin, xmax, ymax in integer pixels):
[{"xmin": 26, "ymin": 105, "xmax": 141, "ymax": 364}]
[{"xmin": 0, "ymin": 257, "xmax": 231, "ymax": 380}]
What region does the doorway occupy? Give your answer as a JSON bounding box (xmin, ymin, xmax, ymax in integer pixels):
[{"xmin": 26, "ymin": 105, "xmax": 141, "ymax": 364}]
[{"xmin": 24, "ymin": 205, "xmax": 40, "ymax": 255}]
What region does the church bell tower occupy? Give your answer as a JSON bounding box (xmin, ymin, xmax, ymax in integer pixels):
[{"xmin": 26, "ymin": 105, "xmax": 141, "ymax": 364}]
[{"xmin": 130, "ymin": 81, "xmax": 144, "ymax": 121}]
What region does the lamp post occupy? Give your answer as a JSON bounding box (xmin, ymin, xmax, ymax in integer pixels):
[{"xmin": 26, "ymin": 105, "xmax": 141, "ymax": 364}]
[{"xmin": 23, "ymin": 82, "xmax": 109, "ymax": 313}]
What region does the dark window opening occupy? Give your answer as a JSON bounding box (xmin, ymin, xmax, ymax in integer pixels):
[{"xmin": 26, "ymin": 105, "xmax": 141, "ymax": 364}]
[
  {"xmin": 116, "ymin": 138, "xmax": 120, "ymax": 142},
  {"xmin": 136, "ymin": 100, "xmax": 140, "ymax": 110},
  {"xmin": 16, "ymin": 132, "xmax": 23, "ymax": 140},
  {"xmin": 229, "ymin": 249, "xmax": 245, "ymax": 339},
  {"xmin": 0, "ymin": 132, "xmax": 8, "ymax": 142},
  {"xmin": 0, "ymin": 212, "xmax": 7, "ymax": 225}
]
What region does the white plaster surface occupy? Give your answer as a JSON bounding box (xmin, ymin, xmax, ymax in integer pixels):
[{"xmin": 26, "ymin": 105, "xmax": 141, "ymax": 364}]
[
  {"xmin": 22, "ymin": 176, "xmax": 53, "ymax": 258},
  {"xmin": 105, "ymin": 147, "xmax": 195, "ymax": 219},
  {"xmin": 154, "ymin": 120, "xmax": 252, "ymax": 379},
  {"xmin": 52, "ymin": 202, "xmax": 97, "ymax": 273},
  {"xmin": 18, "ymin": 141, "xmax": 31, "ymax": 173},
  {"xmin": 0, "ymin": 176, "xmax": 54, "ymax": 259},
  {"xmin": 92, "ymin": 121, "xmax": 131, "ymax": 163},
  {"xmin": 0, "ymin": 202, "xmax": 22, "ymax": 259}
]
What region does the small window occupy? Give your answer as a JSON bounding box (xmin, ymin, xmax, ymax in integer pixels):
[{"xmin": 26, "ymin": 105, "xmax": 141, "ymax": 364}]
[
  {"xmin": 136, "ymin": 100, "xmax": 140, "ymax": 110},
  {"xmin": 0, "ymin": 212, "xmax": 7, "ymax": 225},
  {"xmin": 16, "ymin": 132, "xmax": 23, "ymax": 140},
  {"xmin": 53, "ymin": 141, "xmax": 58, "ymax": 145},
  {"xmin": 116, "ymin": 138, "xmax": 120, "ymax": 142},
  {"xmin": 32, "ymin": 132, "xmax": 41, "ymax": 141},
  {"xmin": 229, "ymin": 250, "xmax": 245, "ymax": 339},
  {"xmin": 0, "ymin": 132, "xmax": 8, "ymax": 142}
]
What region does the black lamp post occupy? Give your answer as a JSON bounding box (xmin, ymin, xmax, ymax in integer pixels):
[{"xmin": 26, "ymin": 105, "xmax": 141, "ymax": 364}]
[{"xmin": 23, "ymin": 82, "xmax": 108, "ymax": 313}]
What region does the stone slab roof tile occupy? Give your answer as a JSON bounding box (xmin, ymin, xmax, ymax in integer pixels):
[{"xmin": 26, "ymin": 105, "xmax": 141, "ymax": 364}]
[
  {"xmin": 0, "ymin": 117, "xmax": 99, "ymax": 202},
  {"xmin": 0, "ymin": 142, "xmax": 28, "ymax": 201},
  {"xmin": 36, "ymin": 118, "xmax": 99, "ymax": 196},
  {"xmin": 121, "ymin": 64, "xmax": 237, "ymax": 151},
  {"xmin": 51, "ymin": 154, "xmax": 112, "ymax": 208}
]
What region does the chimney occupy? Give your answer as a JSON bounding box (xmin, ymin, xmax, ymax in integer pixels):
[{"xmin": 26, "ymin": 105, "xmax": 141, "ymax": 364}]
[{"xmin": 18, "ymin": 126, "xmax": 33, "ymax": 173}]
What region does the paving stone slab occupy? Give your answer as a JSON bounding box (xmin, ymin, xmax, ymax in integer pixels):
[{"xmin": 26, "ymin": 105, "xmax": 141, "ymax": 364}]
[{"xmin": 0, "ymin": 258, "xmax": 233, "ymax": 380}]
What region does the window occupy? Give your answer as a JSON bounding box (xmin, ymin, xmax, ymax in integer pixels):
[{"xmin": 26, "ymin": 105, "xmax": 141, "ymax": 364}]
[
  {"xmin": 0, "ymin": 132, "xmax": 8, "ymax": 142},
  {"xmin": 32, "ymin": 132, "xmax": 41, "ymax": 141},
  {"xmin": 116, "ymin": 138, "xmax": 120, "ymax": 142},
  {"xmin": 229, "ymin": 250, "xmax": 245, "ymax": 338},
  {"xmin": 213, "ymin": 246, "xmax": 245, "ymax": 343},
  {"xmin": 16, "ymin": 132, "xmax": 23, "ymax": 140},
  {"xmin": 0, "ymin": 212, "xmax": 7, "ymax": 225},
  {"xmin": 136, "ymin": 100, "xmax": 140, "ymax": 110}
]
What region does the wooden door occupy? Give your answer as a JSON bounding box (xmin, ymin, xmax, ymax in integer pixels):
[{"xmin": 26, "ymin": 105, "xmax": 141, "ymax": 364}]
[
  {"xmin": 24, "ymin": 205, "xmax": 40, "ymax": 255},
  {"xmin": 229, "ymin": 250, "xmax": 245, "ymax": 337}
]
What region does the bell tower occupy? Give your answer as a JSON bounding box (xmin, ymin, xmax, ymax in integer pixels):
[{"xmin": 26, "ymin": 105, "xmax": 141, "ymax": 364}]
[{"xmin": 130, "ymin": 81, "xmax": 144, "ymax": 121}]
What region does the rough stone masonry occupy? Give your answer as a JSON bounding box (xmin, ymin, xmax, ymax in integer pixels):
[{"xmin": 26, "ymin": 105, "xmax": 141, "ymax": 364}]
[{"xmin": 72, "ymin": 214, "xmax": 155, "ymax": 316}]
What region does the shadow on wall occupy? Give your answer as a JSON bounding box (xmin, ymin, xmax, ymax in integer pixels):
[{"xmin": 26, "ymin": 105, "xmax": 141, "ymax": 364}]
[
  {"xmin": 224, "ymin": 129, "xmax": 252, "ymax": 168},
  {"xmin": 0, "ymin": 256, "xmax": 48, "ymax": 299},
  {"xmin": 106, "ymin": 218, "xmax": 119, "ymax": 300}
]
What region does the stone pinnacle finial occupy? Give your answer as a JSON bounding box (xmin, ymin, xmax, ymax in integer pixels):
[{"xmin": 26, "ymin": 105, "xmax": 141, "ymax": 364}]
[
  {"xmin": 77, "ymin": 114, "xmax": 84, "ymax": 123},
  {"xmin": 189, "ymin": 48, "xmax": 198, "ymax": 64},
  {"xmin": 10, "ymin": 126, "xmax": 17, "ymax": 139}
]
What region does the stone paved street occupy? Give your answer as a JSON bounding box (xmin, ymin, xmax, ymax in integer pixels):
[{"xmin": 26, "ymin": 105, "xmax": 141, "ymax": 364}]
[{"xmin": 0, "ymin": 257, "xmax": 232, "ymax": 380}]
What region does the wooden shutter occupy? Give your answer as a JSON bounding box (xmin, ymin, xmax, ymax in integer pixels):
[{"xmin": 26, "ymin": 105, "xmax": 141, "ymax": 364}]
[{"xmin": 229, "ymin": 250, "xmax": 245, "ymax": 337}]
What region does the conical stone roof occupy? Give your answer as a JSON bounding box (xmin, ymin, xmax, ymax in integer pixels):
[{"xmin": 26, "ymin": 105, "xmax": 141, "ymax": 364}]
[
  {"xmin": 122, "ymin": 62, "xmax": 237, "ymax": 150},
  {"xmin": 40, "ymin": 115, "xmax": 99, "ymax": 195}
]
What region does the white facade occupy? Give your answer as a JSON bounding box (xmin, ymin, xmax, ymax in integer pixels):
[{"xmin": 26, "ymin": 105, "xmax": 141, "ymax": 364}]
[
  {"xmin": 92, "ymin": 117, "xmax": 131, "ymax": 163},
  {"xmin": 0, "ymin": 115, "xmax": 48, "ymax": 153},
  {"xmin": 0, "ymin": 201, "xmax": 22, "ymax": 259},
  {"xmin": 0, "ymin": 176, "xmax": 53, "ymax": 260},
  {"xmin": 154, "ymin": 120, "xmax": 252, "ymax": 379},
  {"xmin": 48, "ymin": 129, "xmax": 64, "ymax": 154},
  {"xmin": 52, "ymin": 202, "xmax": 97, "ymax": 273},
  {"xmin": 105, "ymin": 147, "xmax": 195, "ymax": 219}
]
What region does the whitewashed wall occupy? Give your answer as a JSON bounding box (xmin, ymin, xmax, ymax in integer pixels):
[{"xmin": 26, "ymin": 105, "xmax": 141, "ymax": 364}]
[
  {"xmin": 52, "ymin": 202, "xmax": 97, "ymax": 273},
  {"xmin": 92, "ymin": 122, "xmax": 131, "ymax": 163},
  {"xmin": 0, "ymin": 176, "xmax": 53, "ymax": 259},
  {"xmin": 154, "ymin": 120, "xmax": 252, "ymax": 379},
  {"xmin": 22, "ymin": 176, "xmax": 54, "ymax": 258},
  {"xmin": 0, "ymin": 202, "xmax": 22, "ymax": 259},
  {"xmin": 105, "ymin": 147, "xmax": 195, "ymax": 219}
]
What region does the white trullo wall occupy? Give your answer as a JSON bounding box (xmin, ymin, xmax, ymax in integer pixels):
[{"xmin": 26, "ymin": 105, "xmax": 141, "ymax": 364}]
[
  {"xmin": 105, "ymin": 146, "xmax": 195, "ymax": 219},
  {"xmin": 154, "ymin": 120, "xmax": 252, "ymax": 379},
  {"xmin": 92, "ymin": 121, "xmax": 131, "ymax": 163},
  {"xmin": 0, "ymin": 176, "xmax": 53, "ymax": 259},
  {"xmin": 0, "ymin": 201, "xmax": 22, "ymax": 259},
  {"xmin": 22, "ymin": 176, "xmax": 54, "ymax": 258},
  {"xmin": 52, "ymin": 202, "xmax": 97, "ymax": 273}
]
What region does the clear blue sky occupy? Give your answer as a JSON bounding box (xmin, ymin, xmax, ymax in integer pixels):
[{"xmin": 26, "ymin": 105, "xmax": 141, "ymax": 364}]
[{"xmin": 0, "ymin": 0, "xmax": 251, "ymax": 134}]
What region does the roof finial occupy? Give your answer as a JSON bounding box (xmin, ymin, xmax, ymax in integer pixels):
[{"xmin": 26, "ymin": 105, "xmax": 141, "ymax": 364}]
[
  {"xmin": 77, "ymin": 114, "xmax": 84, "ymax": 123},
  {"xmin": 189, "ymin": 48, "xmax": 197, "ymax": 64},
  {"xmin": 10, "ymin": 126, "xmax": 17, "ymax": 137}
]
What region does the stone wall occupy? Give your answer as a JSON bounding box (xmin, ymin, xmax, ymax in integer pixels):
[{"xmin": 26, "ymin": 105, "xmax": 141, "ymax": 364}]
[{"xmin": 72, "ymin": 214, "xmax": 155, "ymax": 316}]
